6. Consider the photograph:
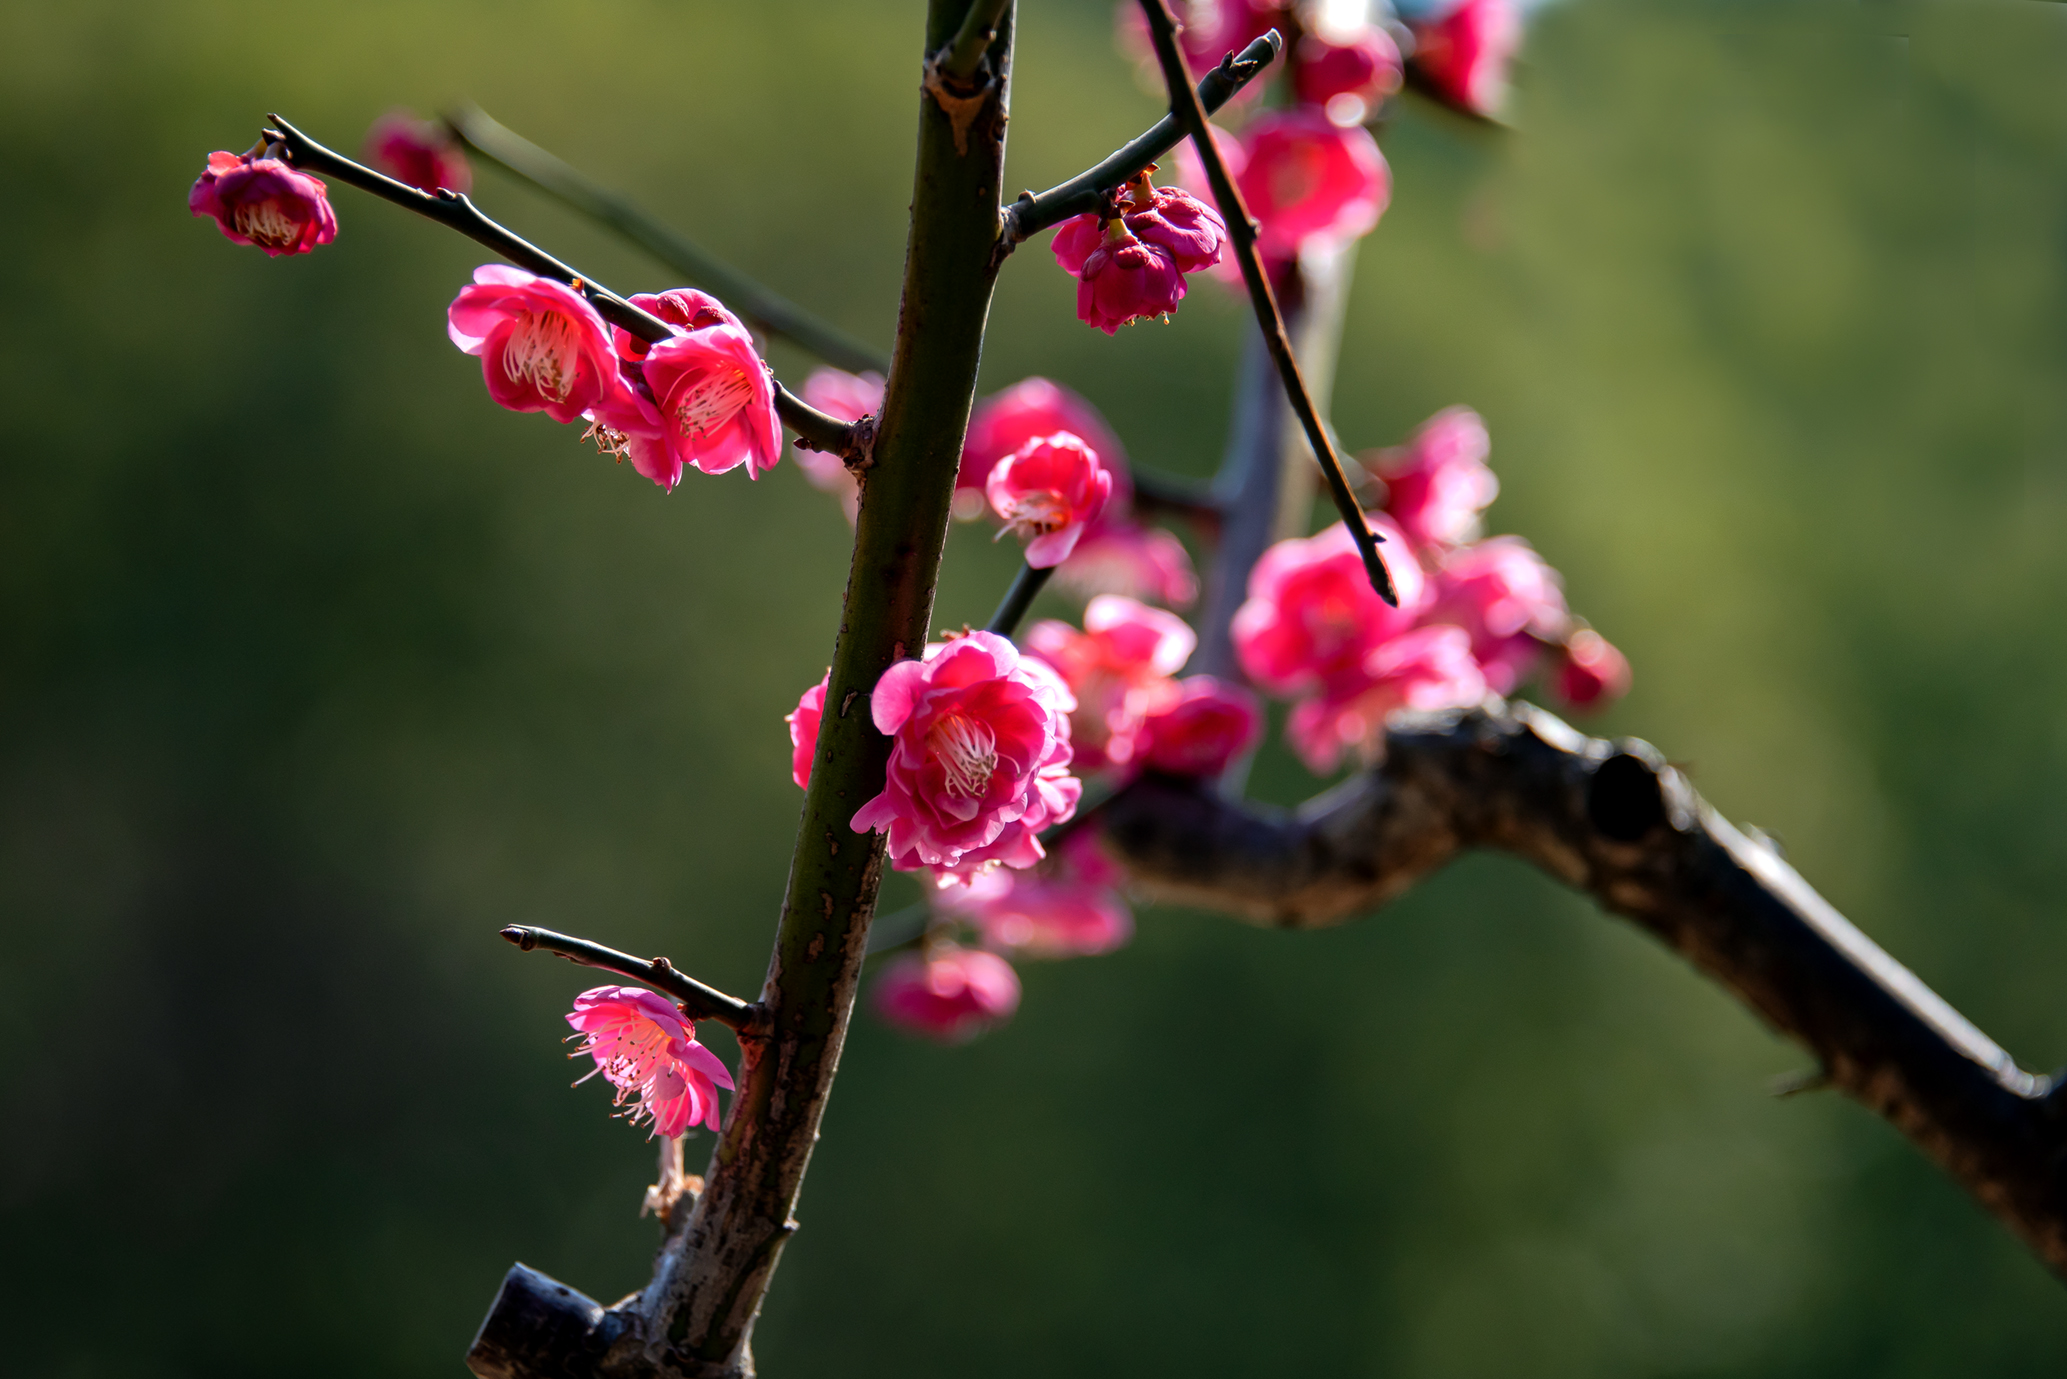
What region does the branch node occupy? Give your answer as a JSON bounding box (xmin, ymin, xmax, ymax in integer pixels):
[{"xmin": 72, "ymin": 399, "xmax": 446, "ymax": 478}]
[
  {"xmin": 923, "ymin": 52, "xmax": 998, "ymax": 158},
  {"xmin": 1586, "ymin": 748, "xmax": 1670, "ymax": 842}
]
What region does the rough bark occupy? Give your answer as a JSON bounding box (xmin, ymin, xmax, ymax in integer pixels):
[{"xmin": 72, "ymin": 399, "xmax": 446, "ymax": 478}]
[{"xmin": 1095, "ymin": 699, "xmax": 2067, "ymax": 1274}]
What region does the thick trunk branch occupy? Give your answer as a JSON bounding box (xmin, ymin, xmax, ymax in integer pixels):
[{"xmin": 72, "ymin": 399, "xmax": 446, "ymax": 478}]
[{"xmin": 1095, "ymin": 700, "xmax": 2067, "ymax": 1274}]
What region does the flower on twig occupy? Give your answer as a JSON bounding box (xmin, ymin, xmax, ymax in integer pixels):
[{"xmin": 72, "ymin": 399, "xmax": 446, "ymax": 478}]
[
  {"xmin": 447, "ymin": 265, "xmax": 617, "ymax": 424},
  {"xmin": 189, "ymin": 151, "xmax": 338, "ymax": 257},
  {"xmin": 985, "ymin": 433, "xmax": 1115, "ymax": 568},
  {"xmin": 566, "ymin": 985, "xmax": 735, "ymax": 1138}
]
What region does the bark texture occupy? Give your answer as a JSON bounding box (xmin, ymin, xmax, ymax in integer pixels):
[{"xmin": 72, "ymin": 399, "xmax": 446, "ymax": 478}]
[{"xmin": 1096, "ymin": 700, "xmax": 2067, "ymax": 1273}]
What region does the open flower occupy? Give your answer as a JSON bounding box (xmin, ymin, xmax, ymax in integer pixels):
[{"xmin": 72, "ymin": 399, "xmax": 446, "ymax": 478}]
[
  {"xmin": 1233, "ymin": 109, "xmax": 1390, "ymax": 261},
  {"xmin": 1137, "ymin": 675, "xmax": 1262, "ymax": 778},
  {"xmin": 986, "ymin": 433, "xmax": 1114, "ymax": 568},
  {"xmin": 1025, "ymin": 595, "xmax": 1195, "ymax": 773},
  {"xmin": 565, "ymin": 985, "xmax": 735, "ymax": 1137},
  {"xmin": 1552, "ymin": 629, "xmax": 1631, "ymax": 710},
  {"xmin": 872, "ymin": 945, "xmax": 1022, "ymax": 1042},
  {"xmin": 447, "ymin": 265, "xmax": 617, "ymax": 424},
  {"xmin": 640, "ymin": 321, "xmax": 782, "ymax": 482},
  {"xmin": 189, "ymin": 151, "xmax": 338, "ymax": 257},
  {"xmin": 794, "ymin": 368, "xmax": 883, "ymax": 522},
  {"xmin": 1408, "ymin": 0, "xmax": 1522, "ymax": 120},
  {"xmin": 850, "ymin": 632, "xmax": 1080, "ymax": 882},
  {"xmin": 1424, "ymin": 536, "xmax": 1568, "ymax": 694},
  {"xmin": 1285, "ymin": 624, "xmax": 1488, "ymax": 773},
  {"xmin": 1369, "ymin": 406, "xmax": 1499, "ymax": 551},
  {"xmin": 364, "ymin": 110, "xmax": 471, "ymax": 193},
  {"xmin": 1233, "ymin": 516, "xmax": 1426, "ymax": 696},
  {"xmin": 962, "ymin": 378, "xmax": 1128, "ymax": 503},
  {"xmin": 940, "ymin": 830, "xmax": 1134, "ymax": 958},
  {"xmin": 786, "ymin": 671, "xmax": 830, "ymax": 789}
]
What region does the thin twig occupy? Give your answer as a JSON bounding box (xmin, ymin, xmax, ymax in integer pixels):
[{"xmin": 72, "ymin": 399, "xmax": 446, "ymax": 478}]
[
  {"xmin": 1131, "ymin": 8, "xmax": 1398, "ymax": 607},
  {"xmin": 939, "ymin": 0, "xmax": 1015, "ymax": 81},
  {"xmin": 500, "ymin": 925, "xmax": 761, "ymax": 1033},
  {"xmin": 986, "ymin": 560, "xmax": 1055, "ymax": 637},
  {"xmin": 999, "ymin": 31, "xmax": 1282, "ymax": 253},
  {"xmin": 445, "ymin": 105, "xmax": 889, "ymax": 376},
  {"xmin": 261, "ymin": 115, "xmax": 863, "ymax": 458}
]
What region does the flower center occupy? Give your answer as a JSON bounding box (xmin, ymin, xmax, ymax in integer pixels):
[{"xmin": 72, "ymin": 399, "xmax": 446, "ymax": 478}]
[
  {"xmin": 504, "ymin": 309, "xmax": 583, "ymax": 402},
  {"xmin": 232, "ymin": 198, "xmax": 301, "ymax": 248},
  {"xmin": 673, "ymin": 367, "xmax": 755, "ymax": 439},
  {"xmin": 997, "ymin": 489, "xmax": 1071, "ymax": 539},
  {"xmin": 928, "ymin": 712, "xmax": 998, "ymax": 799}
]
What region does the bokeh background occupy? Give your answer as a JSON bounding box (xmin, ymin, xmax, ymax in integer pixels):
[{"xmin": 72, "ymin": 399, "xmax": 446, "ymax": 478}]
[{"xmin": 6, "ymin": 0, "xmax": 2067, "ymax": 1373}]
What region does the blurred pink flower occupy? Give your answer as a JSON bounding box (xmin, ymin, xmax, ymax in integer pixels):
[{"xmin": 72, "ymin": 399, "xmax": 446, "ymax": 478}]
[
  {"xmin": 1234, "ymin": 109, "xmax": 1390, "ymax": 261},
  {"xmin": 1115, "ymin": 0, "xmax": 1284, "ymax": 89},
  {"xmin": 787, "ymin": 671, "xmax": 829, "ymax": 790},
  {"xmin": 364, "ymin": 111, "xmax": 471, "ymax": 193},
  {"xmin": 1294, "ymin": 28, "xmax": 1405, "ymax": 121},
  {"xmin": 1285, "ymin": 624, "xmax": 1487, "ymax": 773},
  {"xmin": 873, "ymin": 946, "xmax": 1022, "ymax": 1042},
  {"xmin": 1233, "ymin": 517, "xmax": 1426, "ymax": 696},
  {"xmin": 794, "ymin": 368, "xmax": 881, "ymax": 522},
  {"xmin": 1026, "ymin": 594, "xmax": 1196, "ymax": 773},
  {"xmin": 1424, "ymin": 536, "xmax": 1568, "ymax": 694},
  {"xmin": 1138, "ymin": 675, "xmax": 1262, "ymax": 777},
  {"xmin": 943, "ymin": 831, "xmax": 1134, "ymax": 958},
  {"xmin": 1052, "ymin": 521, "xmax": 1199, "ymax": 609},
  {"xmin": 447, "ymin": 265, "xmax": 617, "ymax": 424},
  {"xmin": 1552, "ymin": 629, "xmax": 1631, "ymax": 710},
  {"xmin": 1371, "ymin": 406, "xmax": 1499, "ymax": 551},
  {"xmin": 962, "ymin": 377, "xmax": 1128, "ymax": 501},
  {"xmin": 986, "ymin": 433, "xmax": 1115, "ymax": 568},
  {"xmin": 566, "ymin": 985, "xmax": 734, "ymax": 1138},
  {"xmin": 1409, "ymin": 0, "xmax": 1522, "ymax": 119},
  {"xmin": 189, "ymin": 151, "xmax": 338, "ymax": 257},
  {"xmin": 640, "ymin": 321, "xmax": 783, "ymax": 483},
  {"xmin": 851, "ymin": 632, "xmax": 1080, "ymax": 881}
]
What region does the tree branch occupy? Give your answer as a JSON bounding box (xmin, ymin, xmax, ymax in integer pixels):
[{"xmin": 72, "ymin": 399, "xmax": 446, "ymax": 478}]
[
  {"xmin": 1125, "ymin": 466, "xmax": 1222, "ymax": 533},
  {"xmin": 260, "ymin": 116, "xmax": 866, "ymax": 460},
  {"xmin": 986, "ymin": 560, "xmax": 1054, "ymax": 637},
  {"xmin": 1133, "ymin": 5, "xmax": 1397, "ymax": 607},
  {"xmin": 1095, "ymin": 700, "xmax": 2067, "ymax": 1276},
  {"xmin": 997, "ymin": 31, "xmax": 1281, "ymax": 254},
  {"xmin": 499, "ymin": 925, "xmax": 761, "ymax": 1033},
  {"xmin": 444, "ymin": 105, "xmax": 890, "ymax": 376}
]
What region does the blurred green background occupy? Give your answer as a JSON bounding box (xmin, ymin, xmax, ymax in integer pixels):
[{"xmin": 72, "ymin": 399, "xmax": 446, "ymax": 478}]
[{"xmin": 5, "ymin": 0, "xmax": 2067, "ymax": 1373}]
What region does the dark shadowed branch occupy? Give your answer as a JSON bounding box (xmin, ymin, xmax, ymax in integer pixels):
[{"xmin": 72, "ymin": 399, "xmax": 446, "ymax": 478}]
[
  {"xmin": 987, "ymin": 561, "xmax": 1055, "ymax": 637},
  {"xmin": 261, "ymin": 115, "xmax": 865, "ymax": 459},
  {"xmin": 1095, "ymin": 700, "xmax": 2067, "ymax": 1276},
  {"xmin": 500, "ymin": 925, "xmax": 761, "ymax": 1032},
  {"xmin": 445, "ymin": 105, "xmax": 890, "ymax": 376}
]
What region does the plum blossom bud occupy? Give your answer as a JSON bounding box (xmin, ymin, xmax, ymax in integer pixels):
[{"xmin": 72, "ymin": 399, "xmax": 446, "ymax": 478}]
[
  {"xmin": 1117, "ymin": 177, "xmax": 1227, "ymax": 274},
  {"xmin": 939, "ymin": 831, "xmax": 1134, "ymax": 958},
  {"xmin": 1294, "ymin": 28, "xmax": 1405, "ymax": 123},
  {"xmin": 1285, "ymin": 624, "xmax": 1487, "ymax": 773},
  {"xmin": 1552, "ymin": 629, "xmax": 1631, "ymax": 710},
  {"xmin": 1026, "ymin": 594, "xmax": 1195, "ymax": 772},
  {"xmin": 364, "ymin": 110, "xmax": 471, "ymax": 193},
  {"xmin": 786, "ymin": 671, "xmax": 829, "ymax": 789},
  {"xmin": 566, "ymin": 985, "xmax": 735, "ymax": 1137},
  {"xmin": 1425, "ymin": 536, "xmax": 1568, "ymax": 695},
  {"xmin": 640, "ymin": 322, "xmax": 783, "ymax": 482},
  {"xmin": 850, "ymin": 632, "xmax": 1081, "ymax": 881},
  {"xmin": 189, "ymin": 151, "xmax": 338, "ymax": 257},
  {"xmin": 794, "ymin": 369, "xmax": 883, "ymax": 523},
  {"xmin": 1233, "ymin": 517, "xmax": 1426, "ymax": 696},
  {"xmin": 873, "ymin": 946, "xmax": 1022, "ymax": 1042},
  {"xmin": 1408, "ymin": 0, "xmax": 1522, "ymax": 120},
  {"xmin": 1054, "ymin": 217, "xmax": 1189, "ymax": 335},
  {"xmin": 986, "ymin": 434, "xmax": 1115, "ymax": 568},
  {"xmin": 1370, "ymin": 406, "xmax": 1498, "ymax": 551},
  {"xmin": 447, "ymin": 265, "xmax": 618, "ymax": 424},
  {"xmin": 1234, "ymin": 109, "xmax": 1390, "ymax": 261},
  {"xmin": 611, "ymin": 290, "xmax": 742, "ymax": 362},
  {"xmin": 1138, "ymin": 676, "xmax": 1262, "ymax": 777}
]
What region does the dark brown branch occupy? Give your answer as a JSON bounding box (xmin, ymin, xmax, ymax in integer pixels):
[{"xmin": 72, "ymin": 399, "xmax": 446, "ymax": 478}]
[
  {"xmin": 444, "ymin": 105, "xmax": 889, "ymax": 376},
  {"xmin": 1126, "ymin": 465, "xmax": 1222, "ymax": 533},
  {"xmin": 986, "ymin": 560, "xmax": 1054, "ymax": 637},
  {"xmin": 259, "ymin": 115, "xmax": 865, "ymax": 460},
  {"xmin": 997, "ymin": 31, "xmax": 1281, "ymax": 253},
  {"xmin": 499, "ymin": 925, "xmax": 761, "ymax": 1033},
  {"xmin": 1133, "ymin": 5, "xmax": 1398, "ymax": 607},
  {"xmin": 1095, "ymin": 701, "xmax": 2067, "ymax": 1275}
]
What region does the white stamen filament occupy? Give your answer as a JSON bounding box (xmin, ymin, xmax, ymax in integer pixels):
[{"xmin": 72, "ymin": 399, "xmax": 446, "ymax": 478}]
[
  {"xmin": 503, "ymin": 309, "xmax": 583, "ymax": 402},
  {"xmin": 929, "ymin": 713, "xmax": 998, "ymax": 799},
  {"xmin": 232, "ymin": 198, "xmax": 301, "ymax": 248},
  {"xmin": 997, "ymin": 490, "xmax": 1071, "ymax": 539},
  {"xmin": 674, "ymin": 367, "xmax": 755, "ymax": 439}
]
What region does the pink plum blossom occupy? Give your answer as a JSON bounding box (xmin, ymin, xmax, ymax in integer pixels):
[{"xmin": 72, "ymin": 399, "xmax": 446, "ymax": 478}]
[
  {"xmin": 1424, "ymin": 536, "xmax": 1568, "ymax": 695},
  {"xmin": 850, "ymin": 632, "xmax": 1081, "ymax": 881},
  {"xmin": 364, "ymin": 110, "xmax": 471, "ymax": 193},
  {"xmin": 962, "ymin": 377, "xmax": 1129, "ymax": 502},
  {"xmin": 610, "ymin": 289, "xmax": 743, "ymax": 361},
  {"xmin": 1409, "ymin": 0, "xmax": 1522, "ymax": 120},
  {"xmin": 1052, "ymin": 521, "xmax": 1199, "ymax": 609},
  {"xmin": 639, "ymin": 320, "xmax": 783, "ymax": 482},
  {"xmin": 447, "ymin": 265, "xmax": 618, "ymax": 425},
  {"xmin": 1552, "ymin": 629, "xmax": 1632, "ymax": 711},
  {"xmin": 1285, "ymin": 624, "xmax": 1488, "ymax": 773},
  {"xmin": 873, "ymin": 946, "xmax": 1022, "ymax": 1042},
  {"xmin": 1232, "ymin": 516, "xmax": 1426, "ymax": 696},
  {"xmin": 985, "ymin": 433, "xmax": 1115, "ymax": 568},
  {"xmin": 189, "ymin": 151, "xmax": 338, "ymax": 257},
  {"xmin": 1371, "ymin": 406, "xmax": 1499, "ymax": 551},
  {"xmin": 1025, "ymin": 595, "xmax": 1196, "ymax": 773},
  {"xmin": 787, "ymin": 671, "xmax": 829, "ymax": 789},
  {"xmin": 940, "ymin": 831, "xmax": 1134, "ymax": 958},
  {"xmin": 565, "ymin": 985, "xmax": 735, "ymax": 1137},
  {"xmin": 578, "ymin": 290, "xmax": 762, "ymax": 490},
  {"xmin": 1055, "ymin": 218, "xmax": 1188, "ymax": 335},
  {"xmin": 1234, "ymin": 109, "xmax": 1390, "ymax": 261},
  {"xmin": 793, "ymin": 368, "xmax": 882, "ymax": 522},
  {"xmin": 1110, "ymin": 177, "xmax": 1227, "ymax": 275},
  {"xmin": 1294, "ymin": 28, "xmax": 1405, "ymax": 124},
  {"xmin": 1138, "ymin": 676, "xmax": 1262, "ymax": 777}
]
